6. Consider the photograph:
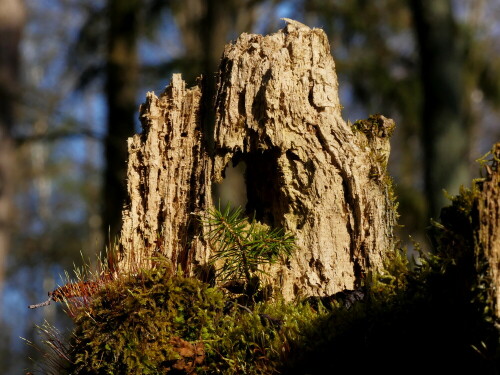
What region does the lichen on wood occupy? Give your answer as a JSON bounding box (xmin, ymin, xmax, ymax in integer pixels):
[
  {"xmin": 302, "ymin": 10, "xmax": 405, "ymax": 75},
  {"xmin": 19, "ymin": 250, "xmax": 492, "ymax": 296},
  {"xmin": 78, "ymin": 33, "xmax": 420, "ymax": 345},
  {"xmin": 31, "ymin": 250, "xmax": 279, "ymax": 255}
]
[{"xmin": 118, "ymin": 19, "xmax": 397, "ymax": 299}]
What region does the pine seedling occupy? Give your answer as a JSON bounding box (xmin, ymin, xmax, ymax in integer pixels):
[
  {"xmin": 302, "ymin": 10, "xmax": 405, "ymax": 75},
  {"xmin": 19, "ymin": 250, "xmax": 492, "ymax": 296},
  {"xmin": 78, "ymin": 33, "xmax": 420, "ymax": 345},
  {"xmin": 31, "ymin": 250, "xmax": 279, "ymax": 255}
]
[{"xmin": 201, "ymin": 205, "xmax": 296, "ymax": 286}]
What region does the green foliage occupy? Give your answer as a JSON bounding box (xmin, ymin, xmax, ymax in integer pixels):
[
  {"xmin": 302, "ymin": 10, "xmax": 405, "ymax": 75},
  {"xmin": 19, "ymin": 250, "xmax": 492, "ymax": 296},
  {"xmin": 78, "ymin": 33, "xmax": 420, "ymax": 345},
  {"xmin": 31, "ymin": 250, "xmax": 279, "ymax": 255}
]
[
  {"xmin": 67, "ymin": 265, "xmax": 225, "ymax": 375},
  {"xmin": 35, "ymin": 235, "xmax": 498, "ymax": 374},
  {"xmin": 370, "ymin": 246, "xmax": 409, "ymax": 298},
  {"xmin": 201, "ymin": 205, "xmax": 295, "ymax": 285},
  {"xmin": 205, "ymin": 300, "xmax": 326, "ymax": 375},
  {"xmin": 57, "ymin": 263, "xmax": 326, "ymax": 375},
  {"xmin": 32, "ymin": 188, "xmax": 499, "ymax": 374},
  {"xmin": 351, "ymin": 113, "xmax": 396, "ymax": 138}
]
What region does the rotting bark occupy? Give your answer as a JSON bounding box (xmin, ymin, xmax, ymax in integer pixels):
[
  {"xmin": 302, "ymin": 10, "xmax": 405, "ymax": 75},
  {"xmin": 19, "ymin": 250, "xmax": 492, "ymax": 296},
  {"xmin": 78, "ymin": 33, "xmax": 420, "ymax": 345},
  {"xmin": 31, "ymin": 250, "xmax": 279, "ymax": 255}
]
[
  {"xmin": 119, "ymin": 75, "xmax": 211, "ymax": 273},
  {"xmin": 118, "ymin": 19, "xmax": 397, "ymax": 299},
  {"xmin": 477, "ymin": 143, "xmax": 500, "ymax": 319}
]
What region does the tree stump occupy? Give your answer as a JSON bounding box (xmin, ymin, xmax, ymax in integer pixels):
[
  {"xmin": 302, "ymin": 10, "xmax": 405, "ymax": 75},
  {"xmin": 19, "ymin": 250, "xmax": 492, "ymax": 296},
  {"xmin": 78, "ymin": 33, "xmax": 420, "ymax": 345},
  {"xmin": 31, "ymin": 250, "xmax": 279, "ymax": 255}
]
[
  {"xmin": 477, "ymin": 143, "xmax": 500, "ymax": 319},
  {"xmin": 118, "ymin": 19, "xmax": 397, "ymax": 299}
]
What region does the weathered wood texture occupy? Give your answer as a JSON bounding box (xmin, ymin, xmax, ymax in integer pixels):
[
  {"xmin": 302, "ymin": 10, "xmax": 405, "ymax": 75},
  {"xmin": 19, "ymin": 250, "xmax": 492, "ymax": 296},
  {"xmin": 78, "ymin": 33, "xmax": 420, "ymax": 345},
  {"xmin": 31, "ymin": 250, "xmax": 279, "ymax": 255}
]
[
  {"xmin": 119, "ymin": 76, "xmax": 211, "ymax": 273},
  {"xmin": 118, "ymin": 20, "xmax": 397, "ymax": 299},
  {"xmin": 477, "ymin": 143, "xmax": 500, "ymax": 319}
]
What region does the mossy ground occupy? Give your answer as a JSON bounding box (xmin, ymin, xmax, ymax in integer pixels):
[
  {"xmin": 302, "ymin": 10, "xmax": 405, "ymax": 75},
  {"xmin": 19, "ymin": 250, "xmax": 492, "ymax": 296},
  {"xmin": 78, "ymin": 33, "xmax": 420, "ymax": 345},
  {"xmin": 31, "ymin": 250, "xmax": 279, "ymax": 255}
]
[
  {"xmin": 33, "ymin": 185, "xmax": 499, "ymax": 374},
  {"xmin": 67, "ymin": 265, "xmax": 225, "ymax": 374},
  {"xmin": 59, "ymin": 263, "xmax": 327, "ymax": 375}
]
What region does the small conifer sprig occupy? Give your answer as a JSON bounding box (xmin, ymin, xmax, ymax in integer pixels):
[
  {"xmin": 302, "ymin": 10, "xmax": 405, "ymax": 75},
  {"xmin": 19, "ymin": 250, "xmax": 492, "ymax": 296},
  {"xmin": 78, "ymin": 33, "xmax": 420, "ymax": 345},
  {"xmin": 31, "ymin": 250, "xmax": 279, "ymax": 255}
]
[{"xmin": 201, "ymin": 205, "xmax": 296, "ymax": 284}]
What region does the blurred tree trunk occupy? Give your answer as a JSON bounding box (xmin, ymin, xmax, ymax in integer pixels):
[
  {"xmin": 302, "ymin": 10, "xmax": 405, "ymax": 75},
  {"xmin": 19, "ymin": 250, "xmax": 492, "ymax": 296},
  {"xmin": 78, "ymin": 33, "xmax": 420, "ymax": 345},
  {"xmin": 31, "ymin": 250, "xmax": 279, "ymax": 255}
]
[
  {"xmin": 0, "ymin": 0, "xmax": 25, "ymax": 295},
  {"xmin": 118, "ymin": 21, "xmax": 397, "ymax": 299},
  {"xmin": 103, "ymin": 0, "xmax": 140, "ymax": 246},
  {"xmin": 410, "ymin": 0, "xmax": 469, "ymax": 218}
]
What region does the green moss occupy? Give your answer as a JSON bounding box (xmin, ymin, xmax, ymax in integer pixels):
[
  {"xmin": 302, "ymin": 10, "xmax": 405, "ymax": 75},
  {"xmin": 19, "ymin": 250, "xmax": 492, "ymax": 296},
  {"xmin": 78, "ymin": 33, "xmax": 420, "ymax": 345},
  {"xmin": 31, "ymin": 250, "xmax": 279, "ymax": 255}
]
[
  {"xmin": 34, "ymin": 177, "xmax": 497, "ymax": 374},
  {"xmin": 67, "ymin": 266, "xmax": 225, "ymax": 374},
  {"xmin": 62, "ymin": 264, "xmax": 329, "ymax": 375},
  {"xmin": 205, "ymin": 300, "xmax": 328, "ymax": 375},
  {"xmin": 351, "ymin": 113, "xmax": 396, "ymax": 138},
  {"xmin": 40, "ymin": 233, "xmax": 497, "ymax": 374}
]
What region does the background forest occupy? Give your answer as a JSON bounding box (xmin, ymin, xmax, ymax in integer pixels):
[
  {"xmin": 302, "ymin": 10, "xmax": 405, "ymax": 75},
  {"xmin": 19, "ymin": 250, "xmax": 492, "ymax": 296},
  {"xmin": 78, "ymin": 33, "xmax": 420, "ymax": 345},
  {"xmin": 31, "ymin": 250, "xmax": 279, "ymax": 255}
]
[{"xmin": 0, "ymin": 0, "xmax": 499, "ymax": 373}]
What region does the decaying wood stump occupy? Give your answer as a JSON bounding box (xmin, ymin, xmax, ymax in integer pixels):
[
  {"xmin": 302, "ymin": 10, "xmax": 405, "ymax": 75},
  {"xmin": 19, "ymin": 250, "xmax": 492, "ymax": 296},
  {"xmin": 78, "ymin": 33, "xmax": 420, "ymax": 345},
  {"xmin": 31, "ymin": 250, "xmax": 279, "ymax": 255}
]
[
  {"xmin": 477, "ymin": 143, "xmax": 500, "ymax": 319},
  {"xmin": 118, "ymin": 76, "xmax": 210, "ymax": 272},
  {"xmin": 118, "ymin": 19, "xmax": 397, "ymax": 299}
]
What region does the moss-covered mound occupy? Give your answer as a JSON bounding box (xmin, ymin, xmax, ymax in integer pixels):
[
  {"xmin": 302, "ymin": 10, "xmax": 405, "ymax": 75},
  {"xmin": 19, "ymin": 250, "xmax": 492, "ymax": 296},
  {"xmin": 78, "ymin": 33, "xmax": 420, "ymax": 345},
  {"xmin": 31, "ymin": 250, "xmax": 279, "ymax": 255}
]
[
  {"xmin": 68, "ymin": 267, "xmax": 225, "ymax": 374},
  {"xmin": 37, "ymin": 184, "xmax": 498, "ymax": 374},
  {"xmin": 65, "ymin": 266, "xmax": 326, "ymax": 374}
]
